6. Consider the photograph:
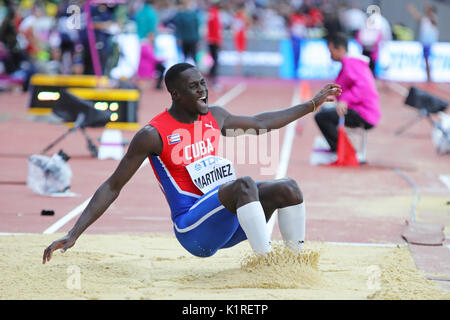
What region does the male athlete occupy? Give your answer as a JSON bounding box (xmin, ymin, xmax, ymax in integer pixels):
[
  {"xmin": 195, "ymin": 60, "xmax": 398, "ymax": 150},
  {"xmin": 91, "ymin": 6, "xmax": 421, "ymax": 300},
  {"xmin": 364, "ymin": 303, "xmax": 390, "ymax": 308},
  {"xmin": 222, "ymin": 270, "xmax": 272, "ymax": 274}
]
[{"xmin": 43, "ymin": 63, "xmax": 341, "ymax": 263}]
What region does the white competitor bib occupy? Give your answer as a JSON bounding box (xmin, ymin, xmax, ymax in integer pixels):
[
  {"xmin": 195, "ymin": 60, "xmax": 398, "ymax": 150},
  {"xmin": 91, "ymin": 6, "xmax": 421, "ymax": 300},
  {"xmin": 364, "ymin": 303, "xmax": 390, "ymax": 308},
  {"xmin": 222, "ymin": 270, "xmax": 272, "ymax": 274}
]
[{"xmin": 186, "ymin": 155, "xmax": 236, "ymax": 194}]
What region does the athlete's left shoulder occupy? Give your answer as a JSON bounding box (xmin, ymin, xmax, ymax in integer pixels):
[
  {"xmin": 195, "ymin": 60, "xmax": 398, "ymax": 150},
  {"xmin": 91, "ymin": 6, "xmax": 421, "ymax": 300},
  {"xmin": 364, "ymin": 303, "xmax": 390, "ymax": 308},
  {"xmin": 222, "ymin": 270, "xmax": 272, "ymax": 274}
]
[
  {"xmin": 208, "ymin": 105, "xmax": 229, "ymax": 120},
  {"xmin": 208, "ymin": 105, "xmax": 228, "ymax": 130}
]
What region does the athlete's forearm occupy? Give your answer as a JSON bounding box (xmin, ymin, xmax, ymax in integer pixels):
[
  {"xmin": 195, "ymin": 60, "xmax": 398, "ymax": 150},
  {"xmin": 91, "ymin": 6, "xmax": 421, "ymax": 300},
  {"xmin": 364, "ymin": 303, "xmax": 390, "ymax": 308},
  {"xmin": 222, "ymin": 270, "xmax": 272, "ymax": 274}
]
[
  {"xmin": 220, "ymin": 84, "xmax": 339, "ymax": 135},
  {"xmin": 254, "ymin": 100, "xmax": 315, "ymax": 131},
  {"xmin": 68, "ymin": 181, "xmax": 120, "ymax": 239}
]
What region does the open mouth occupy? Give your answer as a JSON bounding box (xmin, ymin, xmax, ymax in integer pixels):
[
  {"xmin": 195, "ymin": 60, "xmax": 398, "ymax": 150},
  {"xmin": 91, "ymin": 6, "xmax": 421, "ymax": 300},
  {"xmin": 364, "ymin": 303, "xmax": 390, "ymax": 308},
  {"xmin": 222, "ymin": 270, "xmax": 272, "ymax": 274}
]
[{"xmin": 199, "ymin": 95, "xmax": 208, "ymax": 105}]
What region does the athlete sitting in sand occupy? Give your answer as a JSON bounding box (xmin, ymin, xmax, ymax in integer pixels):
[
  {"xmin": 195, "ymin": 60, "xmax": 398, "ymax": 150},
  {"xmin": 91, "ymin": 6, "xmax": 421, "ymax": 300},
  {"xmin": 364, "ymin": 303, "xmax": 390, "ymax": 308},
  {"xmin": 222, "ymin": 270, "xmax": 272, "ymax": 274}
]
[{"xmin": 43, "ymin": 63, "xmax": 341, "ymax": 263}]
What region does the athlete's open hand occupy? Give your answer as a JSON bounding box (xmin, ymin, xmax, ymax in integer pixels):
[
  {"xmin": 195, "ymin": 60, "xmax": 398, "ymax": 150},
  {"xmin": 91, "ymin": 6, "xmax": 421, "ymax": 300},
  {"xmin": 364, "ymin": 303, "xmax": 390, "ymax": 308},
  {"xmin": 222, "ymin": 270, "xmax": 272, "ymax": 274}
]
[
  {"xmin": 42, "ymin": 234, "xmax": 76, "ymax": 264},
  {"xmin": 312, "ymin": 83, "xmax": 342, "ymax": 111}
]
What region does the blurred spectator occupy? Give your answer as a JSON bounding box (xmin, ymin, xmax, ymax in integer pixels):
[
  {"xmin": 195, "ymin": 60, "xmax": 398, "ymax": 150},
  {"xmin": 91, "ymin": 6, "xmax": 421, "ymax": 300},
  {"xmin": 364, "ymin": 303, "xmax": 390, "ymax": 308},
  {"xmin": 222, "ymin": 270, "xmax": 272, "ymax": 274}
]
[
  {"xmin": 110, "ymin": 21, "xmax": 141, "ymax": 83},
  {"xmin": 315, "ymin": 33, "xmax": 380, "ymax": 159},
  {"xmin": 407, "ymin": 2, "xmax": 439, "ymax": 82},
  {"xmin": 90, "ymin": 4, "xmax": 117, "ymax": 75},
  {"xmin": 52, "ymin": 1, "xmax": 81, "ymax": 75},
  {"xmin": 135, "ymin": 0, "xmax": 158, "ymax": 43},
  {"xmin": 0, "ymin": 0, "xmax": 36, "ymax": 91},
  {"xmin": 307, "ymin": 6, "xmax": 323, "ymax": 28},
  {"xmin": 18, "ymin": 4, "xmax": 52, "ymax": 59},
  {"xmin": 339, "ymin": 2, "xmax": 366, "ymax": 37},
  {"xmin": 216, "ymin": 1, "xmax": 233, "ymax": 30},
  {"xmin": 156, "ymin": 0, "xmax": 179, "ymax": 26},
  {"xmin": 288, "ymin": 6, "xmax": 307, "ymax": 78},
  {"xmin": 257, "ymin": 4, "xmax": 287, "ymax": 38},
  {"xmin": 354, "ymin": 7, "xmax": 393, "ymax": 76},
  {"xmin": 362, "ymin": 9, "xmax": 391, "ymax": 76},
  {"xmin": 232, "ymin": 3, "xmax": 249, "ymax": 76},
  {"xmin": 5, "ymin": 0, "xmax": 436, "ymax": 87},
  {"xmin": 170, "ymin": 0, "xmax": 200, "ymax": 64},
  {"xmin": 206, "ymin": 0, "xmax": 222, "ymax": 88},
  {"xmin": 136, "ymin": 38, "xmax": 165, "ymax": 90},
  {"xmin": 133, "ymin": 1, "xmax": 165, "ymax": 90},
  {"xmin": 392, "ymin": 23, "xmax": 414, "ymax": 41},
  {"xmin": 355, "ymin": 18, "xmax": 382, "ymax": 75},
  {"xmin": 233, "ymin": 3, "xmax": 249, "ymax": 53},
  {"xmin": 372, "ymin": 10, "xmax": 392, "ymax": 42},
  {"xmin": 321, "ymin": 3, "xmax": 343, "ymax": 39}
]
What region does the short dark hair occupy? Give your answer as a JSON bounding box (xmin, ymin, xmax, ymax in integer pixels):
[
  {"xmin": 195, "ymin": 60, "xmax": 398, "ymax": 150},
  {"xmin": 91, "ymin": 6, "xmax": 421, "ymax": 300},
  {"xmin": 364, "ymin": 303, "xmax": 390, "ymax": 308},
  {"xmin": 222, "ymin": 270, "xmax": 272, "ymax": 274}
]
[
  {"xmin": 164, "ymin": 63, "xmax": 196, "ymax": 91},
  {"xmin": 326, "ymin": 32, "xmax": 348, "ymax": 50}
]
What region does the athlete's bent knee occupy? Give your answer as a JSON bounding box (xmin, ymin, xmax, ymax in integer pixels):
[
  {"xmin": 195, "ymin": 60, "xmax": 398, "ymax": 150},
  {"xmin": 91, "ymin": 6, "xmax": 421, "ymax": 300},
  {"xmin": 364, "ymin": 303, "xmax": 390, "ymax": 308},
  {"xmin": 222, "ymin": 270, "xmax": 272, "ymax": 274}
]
[
  {"xmin": 235, "ymin": 176, "xmax": 257, "ymax": 194},
  {"xmin": 282, "ymin": 178, "xmax": 303, "ymax": 205}
]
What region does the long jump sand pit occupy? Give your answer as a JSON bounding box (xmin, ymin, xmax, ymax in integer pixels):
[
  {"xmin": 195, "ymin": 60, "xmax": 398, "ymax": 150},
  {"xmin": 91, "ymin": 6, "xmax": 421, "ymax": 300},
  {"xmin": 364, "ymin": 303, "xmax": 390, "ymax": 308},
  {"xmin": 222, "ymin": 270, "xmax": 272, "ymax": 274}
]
[{"xmin": 1, "ymin": 233, "xmax": 449, "ymax": 300}]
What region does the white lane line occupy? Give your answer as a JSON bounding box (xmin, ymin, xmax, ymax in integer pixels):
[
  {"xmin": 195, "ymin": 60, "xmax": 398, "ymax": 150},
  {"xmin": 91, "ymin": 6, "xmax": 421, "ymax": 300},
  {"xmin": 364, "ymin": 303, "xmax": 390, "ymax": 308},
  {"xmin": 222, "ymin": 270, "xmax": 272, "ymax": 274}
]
[
  {"xmin": 42, "ymin": 84, "xmax": 248, "ymax": 235},
  {"xmin": 0, "ymin": 232, "xmax": 36, "ymax": 236},
  {"xmin": 387, "ymin": 81, "xmax": 409, "ymax": 97},
  {"xmin": 0, "ymin": 231, "xmax": 406, "ymax": 249},
  {"xmin": 213, "ymin": 83, "xmax": 247, "ymax": 106},
  {"xmin": 439, "ymin": 174, "xmax": 450, "ymax": 190},
  {"xmin": 123, "ymin": 216, "xmax": 170, "ymax": 221},
  {"xmin": 267, "ymin": 84, "xmax": 301, "ymax": 236},
  {"xmin": 393, "ymin": 168, "xmax": 420, "ymax": 223},
  {"xmin": 43, "ymin": 197, "xmax": 92, "ymax": 234},
  {"xmin": 42, "ymin": 161, "xmax": 148, "ymax": 234},
  {"xmin": 0, "ymin": 231, "xmax": 405, "ymax": 249},
  {"xmin": 442, "ymin": 175, "xmax": 450, "ymax": 251},
  {"xmin": 325, "ymin": 241, "xmax": 402, "ymax": 247},
  {"xmin": 275, "ymin": 117, "xmax": 299, "ymax": 178}
]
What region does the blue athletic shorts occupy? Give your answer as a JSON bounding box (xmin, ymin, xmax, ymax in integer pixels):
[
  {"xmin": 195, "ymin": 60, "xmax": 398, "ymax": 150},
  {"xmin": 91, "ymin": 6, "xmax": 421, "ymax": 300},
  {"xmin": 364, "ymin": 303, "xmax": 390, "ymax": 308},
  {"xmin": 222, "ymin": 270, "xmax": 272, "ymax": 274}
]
[{"xmin": 173, "ymin": 185, "xmax": 248, "ymax": 257}]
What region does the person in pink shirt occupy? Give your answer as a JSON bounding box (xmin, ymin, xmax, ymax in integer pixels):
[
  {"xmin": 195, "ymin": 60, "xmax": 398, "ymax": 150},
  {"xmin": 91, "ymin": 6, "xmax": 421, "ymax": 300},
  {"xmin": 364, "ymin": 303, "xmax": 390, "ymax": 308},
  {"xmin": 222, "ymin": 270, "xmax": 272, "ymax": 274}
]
[
  {"xmin": 314, "ymin": 33, "xmax": 381, "ymax": 154},
  {"xmin": 137, "ymin": 40, "xmax": 165, "ymax": 90}
]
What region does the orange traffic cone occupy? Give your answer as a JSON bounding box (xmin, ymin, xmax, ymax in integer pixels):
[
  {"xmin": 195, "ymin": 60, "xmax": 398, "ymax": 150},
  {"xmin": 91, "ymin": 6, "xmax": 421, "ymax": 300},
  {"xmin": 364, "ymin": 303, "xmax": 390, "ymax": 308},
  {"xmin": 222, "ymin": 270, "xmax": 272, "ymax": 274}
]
[
  {"xmin": 332, "ymin": 117, "xmax": 359, "ymax": 166},
  {"xmin": 299, "ymin": 81, "xmax": 312, "ymax": 100}
]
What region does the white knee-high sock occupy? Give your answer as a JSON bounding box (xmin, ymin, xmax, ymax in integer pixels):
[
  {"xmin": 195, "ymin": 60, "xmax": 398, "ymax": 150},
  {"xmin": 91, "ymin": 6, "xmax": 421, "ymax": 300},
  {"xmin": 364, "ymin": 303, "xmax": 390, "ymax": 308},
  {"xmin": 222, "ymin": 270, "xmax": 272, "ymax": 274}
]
[
  {"xmin": 236, "ymin": 201, "xmax": 272, "ymax": 255},
  {"xmin": 278, "ymin": 202, "xmax": 306, "ymax": 254}
]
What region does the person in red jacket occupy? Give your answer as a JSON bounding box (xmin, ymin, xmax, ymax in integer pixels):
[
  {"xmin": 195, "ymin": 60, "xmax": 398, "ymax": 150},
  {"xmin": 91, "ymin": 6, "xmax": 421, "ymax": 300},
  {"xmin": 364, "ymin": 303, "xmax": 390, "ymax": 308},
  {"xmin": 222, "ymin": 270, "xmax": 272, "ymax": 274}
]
[
  {"xmin": 288, "ymin": 7, "xmax": 308, "ymax": 78},
  {"xmin": 206, "ymin": 0, "xmax": 222, "ymax": 89},
  {"xmin": 308, "ymin": 7, "xmax": 323, "ymax": 28},
  {"xmin": 233, "ymin": 3, "xmax": 249, "ymax": 76}
]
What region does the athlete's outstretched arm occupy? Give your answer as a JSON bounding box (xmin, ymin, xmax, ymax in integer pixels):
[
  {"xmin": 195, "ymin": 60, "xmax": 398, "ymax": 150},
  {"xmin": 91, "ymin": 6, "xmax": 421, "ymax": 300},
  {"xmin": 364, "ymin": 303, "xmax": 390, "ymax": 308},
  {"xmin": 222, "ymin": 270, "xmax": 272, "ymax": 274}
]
[
  {"xmin": 42, "ymin": 126, "xmax": 162, "ymax": 264},
  {"xmin": 211, "ymin": 83, "xmax": 341, "ymax": 135}
]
